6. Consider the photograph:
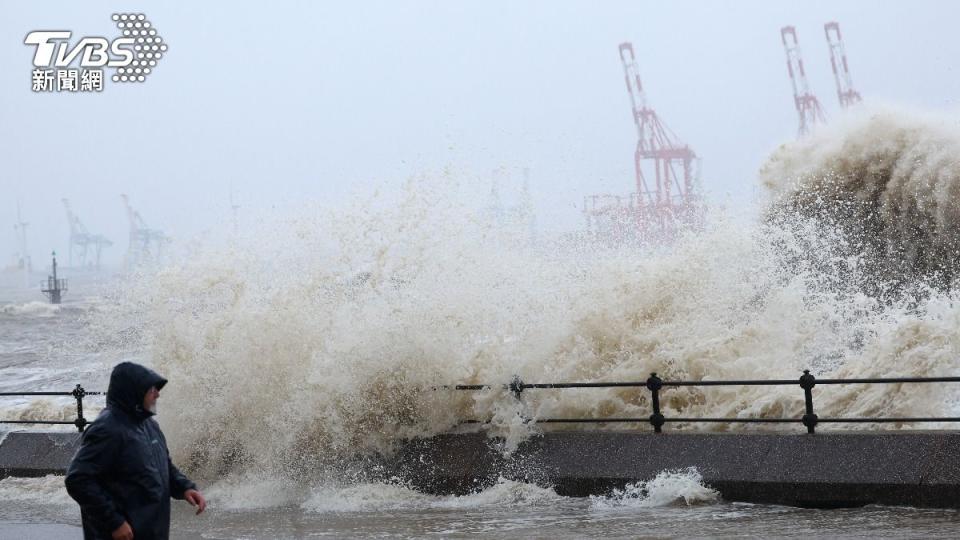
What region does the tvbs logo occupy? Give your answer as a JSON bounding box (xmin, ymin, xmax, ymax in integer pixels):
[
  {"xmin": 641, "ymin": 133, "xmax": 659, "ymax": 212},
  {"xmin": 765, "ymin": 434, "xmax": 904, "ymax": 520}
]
[
  {"xmin": 25, "ymin": 31, "xmax": 135, "ymax": 68},
  {"xmin": 25, "ymin": 13, "xmax": 167, "ymax": 92}
]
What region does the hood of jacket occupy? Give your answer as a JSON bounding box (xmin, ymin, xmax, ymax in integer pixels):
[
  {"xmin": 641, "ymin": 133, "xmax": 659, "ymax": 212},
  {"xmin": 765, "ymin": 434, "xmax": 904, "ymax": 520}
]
[{"xmin": 106, "ymin": 361, "xmax": 167, "ymax": 420}]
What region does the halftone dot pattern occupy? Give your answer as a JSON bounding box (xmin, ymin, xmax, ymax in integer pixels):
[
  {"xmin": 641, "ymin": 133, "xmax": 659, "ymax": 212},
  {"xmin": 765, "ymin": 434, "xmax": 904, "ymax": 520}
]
[{"xmin": 112, "ymin": 13, "xmax": 167, "ymax": 84}]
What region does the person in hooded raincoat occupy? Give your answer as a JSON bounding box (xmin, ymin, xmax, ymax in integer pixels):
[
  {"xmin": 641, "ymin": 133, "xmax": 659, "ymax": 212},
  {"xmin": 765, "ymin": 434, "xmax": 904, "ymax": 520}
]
[{"xmin": 65, "ymin": 362, "xmax": 206, "ymax": 540}]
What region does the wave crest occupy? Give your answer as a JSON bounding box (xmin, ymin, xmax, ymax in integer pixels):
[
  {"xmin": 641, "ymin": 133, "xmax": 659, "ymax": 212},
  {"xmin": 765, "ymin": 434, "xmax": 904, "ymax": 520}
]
[
  {"xmin": 761, "ymin": 107, "xmax": 960, "ymax": 288},
  {"xmin": 590, "ymin": 467, "xmax": 719, "ymax": 509}
]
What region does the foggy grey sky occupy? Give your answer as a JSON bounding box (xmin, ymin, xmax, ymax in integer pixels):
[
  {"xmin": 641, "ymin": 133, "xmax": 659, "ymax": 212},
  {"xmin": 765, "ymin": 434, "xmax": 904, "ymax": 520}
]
[{"xmin": 2, "ymin": 1, "xmax": 959, "ymax": 268}]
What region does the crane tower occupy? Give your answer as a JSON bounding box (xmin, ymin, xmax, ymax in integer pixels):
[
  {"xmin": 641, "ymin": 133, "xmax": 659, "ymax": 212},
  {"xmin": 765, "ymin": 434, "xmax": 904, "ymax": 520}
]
[
  {"xmin": 121, "ymin": 194, "xmax": 169, "ymax": 269},
  {"xmin": 781, "ymin": 26, "xmax": 827, "ymax": 136},
  {"xmin": 585, "ymin": 42, "xmax": 700, "ymax": 241},
  {"xmin": 824, "ymin": 22, "xmax": 862, "ymax": 109},
  {"xmin": 13, "ymin": 202, "xmax": 31, "ymax": 273},
  {"xmin": 63, "ymin": 198, "xmax": 112, "ymax": 269}
]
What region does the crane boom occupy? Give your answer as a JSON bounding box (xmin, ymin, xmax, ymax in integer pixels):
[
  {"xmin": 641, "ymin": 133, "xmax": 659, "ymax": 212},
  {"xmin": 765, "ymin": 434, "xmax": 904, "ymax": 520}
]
[
  {"xmin": 781, "ymin": 26, "xmax": 827, "ymax": 136},
  {"xmin": 824, "ymin": 22, "xmax": 862, "ymax": 109}
]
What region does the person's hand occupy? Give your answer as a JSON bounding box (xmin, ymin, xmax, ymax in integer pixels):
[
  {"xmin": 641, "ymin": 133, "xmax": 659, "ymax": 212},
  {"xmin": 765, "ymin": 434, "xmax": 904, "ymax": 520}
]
[
  {"xmin": 184, "ymin": 489, "xmax": 207, "ymax": 515},
  {"xmin": 112, "ymin": 521, "xmax": 134, "ymax": 540}
]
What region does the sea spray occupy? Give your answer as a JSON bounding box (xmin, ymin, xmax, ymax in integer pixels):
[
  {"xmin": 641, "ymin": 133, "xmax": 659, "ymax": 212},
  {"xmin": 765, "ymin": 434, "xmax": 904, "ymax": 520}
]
[
  {"xmin": 762, "ymin": 106, "xmax": 960, "ymax": 289},
  {"xmin": 589, "ymin": 467, "xmax": 719, "ymax": 509},
  {"xmin": 760, "ymin": 106, "xmax": 960, "ymax": 423},
  {"xmin": 300, "ymin": 477, "xmax": 562, "ymax": 513},
  {"xmin": 79, "ymin": 119, "xmax": 960, "ymax": 482},
  {"xmin": 0, "ymin": 475, "xmax": 75, "ymax": 506},
  {"xmin": 0, "ymin": 301, "xmax": 61, "ymax": 317}
]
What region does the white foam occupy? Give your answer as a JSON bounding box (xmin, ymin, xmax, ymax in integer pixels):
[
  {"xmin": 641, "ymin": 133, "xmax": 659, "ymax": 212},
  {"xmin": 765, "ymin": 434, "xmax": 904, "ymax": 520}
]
[
  {"xmin": 204, "ymin": 474, "xmax": 308, "ymax": 510},
  {"xmin": 77, "ymin": 151, "xmax": 960, "ymax": 479},
  {"xmin": 300, "ymin": 477, "xmax": 562, "ymax": 513},
  {"xmin": 0, "ymin": 301, "xmax": 60, "ymax": 317},
  {"xmin": 301, "ymin": 481, "xmax": 436, "ymax": 512},
  {"xmin": 0, "ymin": 399, "xmax": 97, "ymax": 423},
  {"xmin": 589, "ymin": 468, "xmax": 720, "ymax": 509},
  {"xmin": 0, "ymin": 475, "xmax": 73, "ymax": 505},
  {"xmin": 436, "ymin": 477, "xmax": 563, "ymax": 508}
]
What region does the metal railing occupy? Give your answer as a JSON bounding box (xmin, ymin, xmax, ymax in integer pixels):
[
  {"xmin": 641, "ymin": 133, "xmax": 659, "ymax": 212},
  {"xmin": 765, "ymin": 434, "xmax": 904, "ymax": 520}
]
[
  {"xmin": 5, "ymin": 372, "xmax": 960, "ymax": 435},
  {"xmin": 0, "ymin": 385, "xmax": 101, "ymax": 432},
  {"xmin": 452, "ymin": 371, "xmax": 960, "ymax": 434}
]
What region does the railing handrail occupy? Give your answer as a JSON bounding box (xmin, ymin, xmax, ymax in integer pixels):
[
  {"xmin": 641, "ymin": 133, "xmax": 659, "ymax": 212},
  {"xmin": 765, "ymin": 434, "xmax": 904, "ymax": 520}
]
[
  {"xmin": 448, "ymin": 371, "xmax": 960, "ymax": 434},
  {"xmin": 6, "ymin": 373, "xmax": 960, "ymax": 435},
  {"xmin": 451, "ymin": 375, "xmax": 960, "ymax": 390},
  {"xmin": 0, "ymin": 391, "xmax": 103, "ymax": 396},
  {"xmin": 0, "ymin": 384, "xmax": 103, "ymax": 432}
]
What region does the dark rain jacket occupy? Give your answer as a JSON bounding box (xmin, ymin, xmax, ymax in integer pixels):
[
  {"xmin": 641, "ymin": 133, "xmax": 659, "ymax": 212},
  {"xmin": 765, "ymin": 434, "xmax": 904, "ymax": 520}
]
[{"xmin": 65, "ymin": 362, "xmax": 196, "ymax": 540}]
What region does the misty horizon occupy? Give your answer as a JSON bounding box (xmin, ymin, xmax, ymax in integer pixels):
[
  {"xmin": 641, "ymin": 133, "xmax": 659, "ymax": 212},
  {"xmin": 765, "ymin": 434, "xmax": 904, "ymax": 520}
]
[{"xmin": 3, "ymin": 0, "xmax": 959, "ymax": 269}]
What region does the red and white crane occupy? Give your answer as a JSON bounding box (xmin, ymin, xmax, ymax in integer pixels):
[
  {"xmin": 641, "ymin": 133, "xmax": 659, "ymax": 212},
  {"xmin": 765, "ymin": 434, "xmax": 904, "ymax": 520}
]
[
  {"xmin": 824, "ymin": 22, "xmax": 862, "ymax": 109},
  {"xmin": 585, "ymin": 42, "xmax": 700, "ymax": 240},
  {"xmin": 781, "ymin": 26, "xmax": 826, "ymax": 136}
]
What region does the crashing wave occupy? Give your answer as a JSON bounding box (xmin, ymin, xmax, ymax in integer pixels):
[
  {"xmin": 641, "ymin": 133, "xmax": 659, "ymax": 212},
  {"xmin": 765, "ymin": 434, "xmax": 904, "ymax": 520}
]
[
  {"xmin": 761, "ymin": 107, "xmax": 960, "ymax": 291},
  {"xmin": 79, "ymin": 138, "xmax": 960, "ymax": 482}
]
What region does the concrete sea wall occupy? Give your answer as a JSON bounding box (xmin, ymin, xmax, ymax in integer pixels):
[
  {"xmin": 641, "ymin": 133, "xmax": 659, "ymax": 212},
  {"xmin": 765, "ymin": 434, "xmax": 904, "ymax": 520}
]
[
  {"xmin": 391, "ymin": 431, "xmax": 960, "ymax": 508},
  {"xmin": 3, "ymin": 430, "xmax": 960, "ymax": 508},
  {"xmin": 0, "ymin": 431, "xmax": 80, "ymax": 478}
]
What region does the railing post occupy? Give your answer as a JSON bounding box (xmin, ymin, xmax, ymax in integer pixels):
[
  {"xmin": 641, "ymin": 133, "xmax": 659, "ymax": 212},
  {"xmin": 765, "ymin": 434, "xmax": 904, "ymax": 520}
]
[
  {"xmin": 646, "ymin": 372, "xmax": 665, "ymax": 433},
  {"xmin": 799, "ymin": 370, "xmax": 817, "ymax": 434},
  {"xmin": 72, "ymin": 384, "xmax": 87, "ymax": 433},
  {"xmin": 509, "ymin": 375, "xmax": 524, "ymax": 400},
  {"xmin": 509, "ymin": 375, "xmax": 526, "ymax": 422}
]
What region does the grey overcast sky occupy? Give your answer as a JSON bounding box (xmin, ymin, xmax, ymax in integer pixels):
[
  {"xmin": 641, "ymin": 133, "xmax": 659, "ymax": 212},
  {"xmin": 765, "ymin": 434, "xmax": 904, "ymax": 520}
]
[{"xmin": 2, "ymin": 1, "xmax": 959, "ymax": 267}]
